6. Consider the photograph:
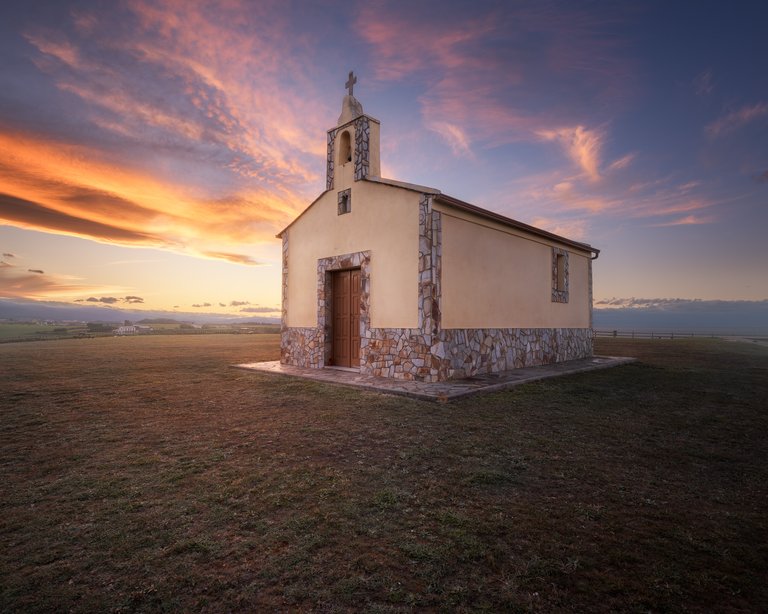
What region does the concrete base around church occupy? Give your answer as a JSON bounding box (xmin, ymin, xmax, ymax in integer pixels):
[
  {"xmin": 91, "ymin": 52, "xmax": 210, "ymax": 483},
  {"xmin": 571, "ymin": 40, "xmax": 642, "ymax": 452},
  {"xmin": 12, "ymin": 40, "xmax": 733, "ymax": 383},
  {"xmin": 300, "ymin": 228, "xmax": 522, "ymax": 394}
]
[{"xmin": 236, "ymin": 355, "xmax": 635, "ymax": 402}]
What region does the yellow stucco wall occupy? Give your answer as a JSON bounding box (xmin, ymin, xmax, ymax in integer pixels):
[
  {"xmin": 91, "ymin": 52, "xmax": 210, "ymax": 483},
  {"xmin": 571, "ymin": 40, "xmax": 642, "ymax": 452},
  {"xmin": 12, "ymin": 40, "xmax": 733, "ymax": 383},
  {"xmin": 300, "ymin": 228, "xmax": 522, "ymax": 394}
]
[
  {"xmin": 286, "ymin": 180, "xmax": 419, "ymax": 328},
  {"xmin": 438, "ymin": 208, "xmax": 592, "ymax": 328}
]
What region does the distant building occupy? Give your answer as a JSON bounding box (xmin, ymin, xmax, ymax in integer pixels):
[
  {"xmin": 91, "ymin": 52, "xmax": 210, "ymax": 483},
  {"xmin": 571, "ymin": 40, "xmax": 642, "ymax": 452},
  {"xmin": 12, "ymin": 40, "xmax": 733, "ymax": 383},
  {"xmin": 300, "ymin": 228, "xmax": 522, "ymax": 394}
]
[{"xmin": 278, "ymin": 74, "xmax": 599, "ymax": 382}]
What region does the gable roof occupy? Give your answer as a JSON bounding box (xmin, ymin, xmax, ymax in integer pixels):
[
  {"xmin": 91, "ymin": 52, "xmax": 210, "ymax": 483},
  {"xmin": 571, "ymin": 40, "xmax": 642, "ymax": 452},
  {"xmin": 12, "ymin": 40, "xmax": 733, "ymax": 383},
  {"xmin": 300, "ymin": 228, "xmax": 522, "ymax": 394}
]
[{"xmin": 277, "ymin": 176, "xmax": 599, "ymax": 257}]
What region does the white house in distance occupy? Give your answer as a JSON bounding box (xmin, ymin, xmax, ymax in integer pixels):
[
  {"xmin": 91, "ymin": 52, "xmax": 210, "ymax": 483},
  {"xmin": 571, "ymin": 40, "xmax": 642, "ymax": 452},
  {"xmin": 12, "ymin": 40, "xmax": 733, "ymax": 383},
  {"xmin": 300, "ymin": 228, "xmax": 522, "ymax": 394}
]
[{"xmin": 278, "ymin": 73, "xmax": 599, "ymax": 383}]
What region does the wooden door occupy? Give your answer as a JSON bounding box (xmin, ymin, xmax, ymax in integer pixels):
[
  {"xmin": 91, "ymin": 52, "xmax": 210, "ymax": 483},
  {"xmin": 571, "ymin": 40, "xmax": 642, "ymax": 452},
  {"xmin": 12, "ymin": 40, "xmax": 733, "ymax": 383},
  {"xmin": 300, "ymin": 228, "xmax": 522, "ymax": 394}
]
[{"xmin": 331, "ymin": 269, "xmax": 361, "ymax": 367}]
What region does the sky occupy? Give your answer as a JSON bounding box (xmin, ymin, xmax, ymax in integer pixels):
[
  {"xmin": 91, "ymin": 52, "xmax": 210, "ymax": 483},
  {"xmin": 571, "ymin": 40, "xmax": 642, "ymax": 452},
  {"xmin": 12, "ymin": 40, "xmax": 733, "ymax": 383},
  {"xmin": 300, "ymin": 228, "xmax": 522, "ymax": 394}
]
[{"xmin": 0, "ymin": 0, "xmax": 767, "ymax": 322}]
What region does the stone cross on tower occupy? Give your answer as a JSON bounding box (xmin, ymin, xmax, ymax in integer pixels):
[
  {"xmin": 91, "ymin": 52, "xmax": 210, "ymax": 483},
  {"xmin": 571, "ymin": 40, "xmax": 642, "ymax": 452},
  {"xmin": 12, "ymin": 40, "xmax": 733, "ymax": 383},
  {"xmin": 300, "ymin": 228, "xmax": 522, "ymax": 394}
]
[{"xmin": 345, "ymin": 71, "xmax": 357, "ymax": 96}]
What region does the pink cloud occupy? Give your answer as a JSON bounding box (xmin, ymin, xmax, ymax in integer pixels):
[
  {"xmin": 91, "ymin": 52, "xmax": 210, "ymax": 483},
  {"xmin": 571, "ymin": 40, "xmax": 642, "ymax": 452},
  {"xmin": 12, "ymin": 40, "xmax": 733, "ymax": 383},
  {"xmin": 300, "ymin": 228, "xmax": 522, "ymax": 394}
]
[
  {"xmin": 356, "ymin": 3, "xmax": 631, "ymax": 156},
  {"xmin": 428, "ymin": 122, "xmax": 473, "ymax": 158},
  {"xmin": 11, "ymin": 1, "xmax": 342, "ymax": 265},
  {"xmin": 705, "ymin": 102, "xmax": 768, "ymax": 137},
  {"xmin": 493, "ymin": 155, "xmax": 724, "ymax": 235},
  {"xmin": 24, "ymin": 31, "xmax": 85, "ymax": 70},
  {"xmin": 607, "ymin": 153, "xmax": 635, "ymax": 172},
  {"xmin": 24, "ymin": 0, "xmax": 331, "ymax": 190},
  {"xmin": 537, "ymin": 126, "xmax": 604, "ymax": 182},
  {"xmin": 652, "ymin": 214, "xmax": 716, "ymax": 227},
  {"xmin": 530, "ymin": 217, "xmax": 587, "ymax": 240}
]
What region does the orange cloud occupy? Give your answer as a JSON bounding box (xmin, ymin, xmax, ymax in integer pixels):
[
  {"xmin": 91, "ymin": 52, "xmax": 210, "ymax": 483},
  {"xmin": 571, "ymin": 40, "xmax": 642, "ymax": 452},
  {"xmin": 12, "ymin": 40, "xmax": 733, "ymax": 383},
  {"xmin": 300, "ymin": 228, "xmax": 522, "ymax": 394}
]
[
  {"xmin": 0, "ymin": 130, "xmax": 303, "ymax": 261},
  {"xmin": 0, "ymin": 262, "xmax": 126, "ymax": 300},
  {"xmin": 7, "ymin": 0, "xmax": 342, "ymax": 266}
]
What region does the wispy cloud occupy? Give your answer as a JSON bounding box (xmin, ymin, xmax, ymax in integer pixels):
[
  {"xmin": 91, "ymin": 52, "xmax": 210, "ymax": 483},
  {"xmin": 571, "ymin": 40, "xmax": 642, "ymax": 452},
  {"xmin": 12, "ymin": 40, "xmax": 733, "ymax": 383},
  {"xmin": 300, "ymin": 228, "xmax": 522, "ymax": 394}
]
[
  {"xmin": 596, "ymin": 297, "xmax": 707, "ymax": 309},
  {"xmin": 5, "ymin": 0, "xmax": 337, "ymax": 264},
  {"xmin": 201, "ymin": 251, "xmax": 263, "ymax": 266},
  {"xmin": 693, "ymin": 70, "xmax": 714, "ymax": 96},
  {"xmin": 530, "ymin": 217, "xmax": 587, "ymax": 240},
  {"xmin": 593, "ymin": 299, "xmax": 768, "ymax": 334},
  {"xmin": 0, "ymin": 261, "xmax": 125, "ymax": 300},
  {"xmin": 0, "ymin": 131, "xmax": 299, "ymax": 262},
  {"xmin": 607, "ymin": 153, "xmax": 635, "ymax": 172},
  {"xmin": 596, "ymin": 297, "xmax": 768, "ymax": 312},
  {"xmin": 537, "ymin": 126, "xmax": 604, "ymax": 182},
  {"xmin": 240, "ymin": 306, "xmax": 280, "ymax": 314},
  {"xmin": 104, "ymin": 259, "xmax": 163, "ymax": 266},
  {"xmin": 652, "ymin": 214, "xmax": 716, "ymax": 227},
  {"xmin": 494, "ymin": 158, "xmax": 724, "ymax": 237},
  {"xmin": 76, "ymin": 295, "xmax": 145, "ymax": 304},
  {"xmin": 357, "ymin": 2, "xmax": 631, "ymax": 156},
  {"xmin": 428, "ymin": 122, "xmax": 474, "ymax": 158},
  {"xmin": 705, "ymin": 102, "xmax": 768, "ymax": 137}
]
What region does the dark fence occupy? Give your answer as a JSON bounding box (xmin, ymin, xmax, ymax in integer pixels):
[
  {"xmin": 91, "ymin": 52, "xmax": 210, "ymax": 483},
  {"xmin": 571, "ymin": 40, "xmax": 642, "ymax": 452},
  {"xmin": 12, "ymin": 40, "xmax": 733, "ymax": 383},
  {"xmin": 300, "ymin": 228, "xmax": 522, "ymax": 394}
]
[{"xmin": 594, "ymin": 329, "xmax": 721, "ymax": 340}]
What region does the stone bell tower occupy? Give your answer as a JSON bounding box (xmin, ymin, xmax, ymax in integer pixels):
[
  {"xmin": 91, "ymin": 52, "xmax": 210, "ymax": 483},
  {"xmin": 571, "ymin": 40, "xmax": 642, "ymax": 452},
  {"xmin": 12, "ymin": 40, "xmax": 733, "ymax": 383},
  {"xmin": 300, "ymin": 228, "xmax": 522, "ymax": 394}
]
[{"xmin": 326, "ymin": 71, "xmax": 381, "ymax": 191}]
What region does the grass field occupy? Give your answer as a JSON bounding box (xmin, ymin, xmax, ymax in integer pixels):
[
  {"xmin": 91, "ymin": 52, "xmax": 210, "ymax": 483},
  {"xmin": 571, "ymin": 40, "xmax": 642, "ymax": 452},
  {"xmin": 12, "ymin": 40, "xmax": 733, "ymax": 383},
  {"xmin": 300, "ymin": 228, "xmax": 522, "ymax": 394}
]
[
  {"xmin": 0, "ymin": 323, "xmax": 85, "ymax": 342},
  {"xmin": 1, "ymin": 335, "xmax": 766, "ymax": 612},
  {"xmin": 0, "ymin": 322, "xmax": 281, "ymax": 343}
]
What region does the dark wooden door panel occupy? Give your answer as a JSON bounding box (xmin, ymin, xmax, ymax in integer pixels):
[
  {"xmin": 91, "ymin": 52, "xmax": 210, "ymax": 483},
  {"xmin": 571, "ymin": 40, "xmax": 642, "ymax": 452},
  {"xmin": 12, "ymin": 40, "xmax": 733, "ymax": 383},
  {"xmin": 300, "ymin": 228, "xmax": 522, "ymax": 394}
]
[
  {"xmin": 331, "ymin": 269, "xmax": 361, "ymax": 368},
  {"xmin": 332, "ymin": 270, "xmax": 350, "ymax": 367},
  {"xmin": 350, "ymin": 269, "xmax": 361, "ymax": 363}
]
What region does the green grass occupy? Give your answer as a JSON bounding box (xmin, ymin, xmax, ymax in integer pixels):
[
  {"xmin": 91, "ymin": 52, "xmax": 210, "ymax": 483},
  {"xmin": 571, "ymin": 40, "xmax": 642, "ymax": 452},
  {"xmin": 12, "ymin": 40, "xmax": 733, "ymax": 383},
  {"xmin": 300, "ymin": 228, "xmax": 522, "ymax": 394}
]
[
  {"xmin": 0, "ymin": 323, "xmax": 65, "ymax": 340},
  {"xmin": 1, "ymin": 335, "xmax": 767, "ymax": 612}
]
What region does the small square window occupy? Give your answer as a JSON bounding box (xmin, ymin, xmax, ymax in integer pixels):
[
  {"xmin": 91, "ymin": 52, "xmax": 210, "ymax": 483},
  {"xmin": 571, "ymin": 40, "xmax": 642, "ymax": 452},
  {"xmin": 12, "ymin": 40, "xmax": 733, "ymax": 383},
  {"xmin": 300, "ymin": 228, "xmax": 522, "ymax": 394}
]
[
  {"xmin": 338, "ymin": 189, "xmax": 351, "ymax": 215},
  {"xmin": 551, "ymin": 247, "xmax": 569, "ymax": 303}
]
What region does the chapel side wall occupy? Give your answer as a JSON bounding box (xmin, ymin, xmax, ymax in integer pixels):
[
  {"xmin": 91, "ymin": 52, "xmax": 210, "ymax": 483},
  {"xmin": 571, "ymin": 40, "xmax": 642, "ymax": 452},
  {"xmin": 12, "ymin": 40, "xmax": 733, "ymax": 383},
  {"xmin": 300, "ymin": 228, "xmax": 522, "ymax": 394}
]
[
  {"xmin": 438, "ymin": 209, "xmax": 592, "ymax": 329},
  {"xmin": 285, "ymin": 181, "xmax": 419, "ymax": 329}
]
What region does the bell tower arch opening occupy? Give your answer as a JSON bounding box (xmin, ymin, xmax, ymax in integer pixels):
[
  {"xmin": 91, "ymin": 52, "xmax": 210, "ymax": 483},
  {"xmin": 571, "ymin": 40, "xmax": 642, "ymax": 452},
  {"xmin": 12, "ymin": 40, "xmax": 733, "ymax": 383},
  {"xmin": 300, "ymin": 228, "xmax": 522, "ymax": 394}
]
[{"xmin": 338, "ymin": 130, "xmax": 352, "ymax": 165}]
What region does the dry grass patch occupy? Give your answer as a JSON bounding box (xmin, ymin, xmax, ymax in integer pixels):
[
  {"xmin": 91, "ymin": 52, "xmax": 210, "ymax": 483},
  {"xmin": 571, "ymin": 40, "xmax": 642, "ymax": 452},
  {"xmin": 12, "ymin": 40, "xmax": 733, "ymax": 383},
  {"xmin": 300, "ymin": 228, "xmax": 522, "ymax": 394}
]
[{"xmin": 1, "ymin": 335, "xmax": 767, "ymax": 611}]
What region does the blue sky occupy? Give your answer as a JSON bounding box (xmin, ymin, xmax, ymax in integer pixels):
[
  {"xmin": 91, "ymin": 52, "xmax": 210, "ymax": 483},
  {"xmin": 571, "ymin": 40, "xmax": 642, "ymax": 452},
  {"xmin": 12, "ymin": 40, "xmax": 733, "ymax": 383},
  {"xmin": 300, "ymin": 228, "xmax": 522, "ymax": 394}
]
[{"xmin": 0, "ymin": 0, "xmax": 766, "ymax": 320}]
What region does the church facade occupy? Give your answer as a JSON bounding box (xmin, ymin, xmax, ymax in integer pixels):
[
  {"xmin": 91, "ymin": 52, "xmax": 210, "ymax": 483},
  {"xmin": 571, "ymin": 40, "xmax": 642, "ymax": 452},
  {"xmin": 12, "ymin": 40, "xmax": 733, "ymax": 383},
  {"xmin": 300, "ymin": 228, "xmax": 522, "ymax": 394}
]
[{"xmin": 278, "ymin": 75, "xmax": 599, "ymax": 383}]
